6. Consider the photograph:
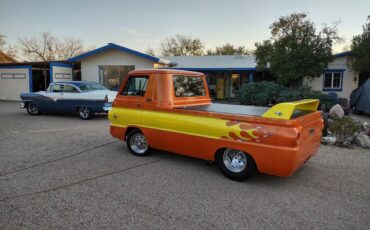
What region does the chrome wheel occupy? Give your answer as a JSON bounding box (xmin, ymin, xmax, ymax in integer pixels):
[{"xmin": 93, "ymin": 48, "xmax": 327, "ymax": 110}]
[
  {"xmin": 27, "ymin": 103, "xmax": 40, "ymax": 115},
  {"xmin": 129, "ymin": 133, "xmax": 148, "ymax": 154},
  {"xmin": 223, "ymin": 149, "xmax": 247, "ymax": 173},
  {"xmin": 79, "ymin": 107, "xmax": 90, "ymax": 119}
]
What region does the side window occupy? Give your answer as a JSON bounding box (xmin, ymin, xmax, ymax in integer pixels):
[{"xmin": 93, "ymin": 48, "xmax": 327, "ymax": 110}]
[
  {"xmin": 121, "ymin": 76, "xmax": 149, "ymax": 96},
  {"xmin": 62, "ymin": 84, "xmax": 79, "ymax": 93},
  {"xmin": 52, "ymin": 84, "xmax": 63, "ymax": 93},
  {"xmin": 79, "ymin": 84, "xmax": 92, "ymax": 92}
]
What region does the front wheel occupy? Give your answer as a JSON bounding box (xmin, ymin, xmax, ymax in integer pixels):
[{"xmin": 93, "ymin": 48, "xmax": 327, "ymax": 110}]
[
  {"xmin": 215, "ymin": 148, "xmax": 256, "ymax": 181},
  {"xmin": 78, "ymin": 106, "xmax": 93, "ymax": 120},
  {"xmin": 27, "ymin": 102, "xmax": 41, "ymax": 115},
  {"xmin": 126, "ymin": 130, "xmax": 150, "ymax": 156}
]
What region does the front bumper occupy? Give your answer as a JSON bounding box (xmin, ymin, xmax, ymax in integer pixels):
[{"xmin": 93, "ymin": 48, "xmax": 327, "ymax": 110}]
[
  {"xmin": 20, "ymin": 102, "xmax": 25, "ymax": 109},
  {"xmin": 103, "ymin": 103, "xmax": 112, "ymax": 112}
]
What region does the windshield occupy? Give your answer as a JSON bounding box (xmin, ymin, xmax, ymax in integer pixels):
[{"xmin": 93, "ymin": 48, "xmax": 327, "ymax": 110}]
[{"xmin": 79, "ymin": 83, "xmax": 108, "ymax": 92}]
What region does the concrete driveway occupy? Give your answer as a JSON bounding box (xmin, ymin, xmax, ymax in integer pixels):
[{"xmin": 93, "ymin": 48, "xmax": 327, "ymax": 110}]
[{"xmin": 0, "ymin": 101, "xmax": 369, "ymax": 229}]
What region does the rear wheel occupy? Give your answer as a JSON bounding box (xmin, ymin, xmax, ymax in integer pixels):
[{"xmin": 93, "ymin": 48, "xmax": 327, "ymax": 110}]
[
  {"xmin": 126, "ymin": 130, "xmax": 150, "ymax": 156},
  {"xmin": 215, "ymin": 148, "xmax": 256, "ymax": 181},
  {"xmin": 78, "ymin": 106, "xmax": 93, "ymax": 120},
  {"xmin": 27, "ymin": 102, "xmax": 41, "ymax": 115}
]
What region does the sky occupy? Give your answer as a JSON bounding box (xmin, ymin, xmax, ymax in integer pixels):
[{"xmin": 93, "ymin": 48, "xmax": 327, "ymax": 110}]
[{"xmin": 0, "ymin": 0, "xmax": 369, "ymax": 55}]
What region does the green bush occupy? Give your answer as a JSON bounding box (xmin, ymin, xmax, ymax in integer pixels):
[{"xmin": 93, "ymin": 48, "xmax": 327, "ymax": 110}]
[
  {"xmin": 235, "ymin": 81, "xmax": 283, "ymax": 106},
  {"xmin": 329, "ymin": 116, "xmax": 361, "ymax": 144},
  {"xmin": 236, "ymin": 82, "xmax": 337, "ymax": 108}
]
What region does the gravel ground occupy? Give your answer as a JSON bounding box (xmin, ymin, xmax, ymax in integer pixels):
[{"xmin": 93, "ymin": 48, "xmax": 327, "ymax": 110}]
[{"xmin": 0, "ymin": 101, "xmax": 369, "ymax": 229}]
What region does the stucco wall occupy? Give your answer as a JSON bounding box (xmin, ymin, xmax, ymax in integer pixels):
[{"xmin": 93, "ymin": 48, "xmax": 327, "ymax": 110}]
[
  {"xmin": 304, "ymin": 56, "xmax": 358, "ymax": 100},
  {"xmin": 80, "ymin": 49, "xmax": 155, "ymax": 83},
  {"xmin": 0, "ymin": 67, "xmax": 30, "ymax": 100}
]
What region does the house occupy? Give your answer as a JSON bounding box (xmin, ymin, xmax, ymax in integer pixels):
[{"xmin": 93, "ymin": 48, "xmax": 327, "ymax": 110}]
[
  {"xmin": 167, "ymin": 52, "xmax": 366, "ymax": 103},
  {"xmin": 161, "ymin": 55, "xmax": 270, "ymax": 99},
  {"xmin": 68, "ymin": 43, "xmax": 171, "ymax": 90},
  {"xmin": 303, "ymin": 51, "xmax": 367, "ymax": 105},
  {"xmin": 0, "ymin": 51, "xmax": 16, "ymax": 63},
  {"xmin": 65, "ymin": 44, "xmax": 366, "ymax": 102},
  {"xmin": 0, "ymin": 42, "xmax": 365, "ymax": 104}
]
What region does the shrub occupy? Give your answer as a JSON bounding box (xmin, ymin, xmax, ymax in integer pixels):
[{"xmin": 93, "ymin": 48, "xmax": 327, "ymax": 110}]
[
  {"xmin": 329, "ymin": 116, "xmax": 361, "ymax": 145},
  {"xmin": 235, "ymin": 81, "xmax": 284, "ymax": 106},
  {"xmin": 236, "ymin": 82, "xmax": 337, "ymax": 109},
  {"xmin": 276, "ymin": 89, "xmax": 302, "ymax": 102}
]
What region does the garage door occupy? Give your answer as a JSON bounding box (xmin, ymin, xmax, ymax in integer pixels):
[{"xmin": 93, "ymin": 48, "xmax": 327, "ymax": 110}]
[
  {"xmin": 0, "ymin": 66, "xmax": 31, "ymax": 100},
  {"xmin": 50, "ymin": 62, "xmax": 73, "ymax": 83}
]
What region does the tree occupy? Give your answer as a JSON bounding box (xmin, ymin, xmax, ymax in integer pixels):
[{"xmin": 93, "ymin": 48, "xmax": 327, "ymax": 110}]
[
  {"xmin": 18, "ymin": 32, "xmax": 84, "ymax": 61},
  {"xmin": 160, "ymin": 34, "xmax": 204, "ymax": 56},
  {"xmin": 206, "ymin": 43, "xmax": 251, "ymax": 55},
  {"xmin": 0, "ymin": 34, "xmax": 6, "ymax": 48},
  {"xmin": 56, "ymin": 37, "xmax": 84, "ymax": 60},
  {"xmin": 350, "ymin": 16, "xmax": 370, "ymax": 73},
  {"xmin": 255, "ymin": 13, "xmax": 340, "ymax": 87},
  {"xmin": 145, "ymin": 47, "xmax": 157, "ymax": 56},
  {"xmin": 0, "ymin": 34, "xmax": 17, "ymax": 59}
]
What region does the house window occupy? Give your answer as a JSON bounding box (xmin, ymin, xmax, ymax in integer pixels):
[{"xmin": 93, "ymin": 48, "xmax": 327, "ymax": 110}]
[
  {"xmin": 55, "ymin": 73, "xmax": 71, "ymax": 79},
  {"xmin": 323, "ymin": 72, "xmax": 342, "ymax": 90},
  {"xmin": 99, "ymin": 65, "xmax": 135, "ymax": 90},
  {"xmin": 1, "ymin": 73, "xmax": 26, "ymax": 79},
  {"xmin": 205, "ymin": 72, "xmax": 216, "ymax": 85}
]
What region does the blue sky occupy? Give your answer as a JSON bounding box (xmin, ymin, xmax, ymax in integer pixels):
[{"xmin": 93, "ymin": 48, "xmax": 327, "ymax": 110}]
[{"xmin": 1, "ymin": 0, "xmax": 369, "ymax": 54}]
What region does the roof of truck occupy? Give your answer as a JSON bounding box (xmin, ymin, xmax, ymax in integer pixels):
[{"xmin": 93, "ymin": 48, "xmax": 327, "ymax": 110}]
[
  {"xmin": 161, "ymin": 55, "xmax": 256, "ymax": 70},
  {"xmin": 129, "ymin": 69, "xmax": 204, "ymax": 75}
]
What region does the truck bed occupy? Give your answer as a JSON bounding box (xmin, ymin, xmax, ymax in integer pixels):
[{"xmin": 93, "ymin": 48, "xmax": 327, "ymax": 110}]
[{"xmin": 177, "ymin": 103, "xmax": 270, "ymax": 117}]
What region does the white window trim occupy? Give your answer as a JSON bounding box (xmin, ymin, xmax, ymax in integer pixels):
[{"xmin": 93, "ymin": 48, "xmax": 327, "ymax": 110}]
[{"xmin": 323, "ymin": 72, "xmax": 342, "ymax": 90}]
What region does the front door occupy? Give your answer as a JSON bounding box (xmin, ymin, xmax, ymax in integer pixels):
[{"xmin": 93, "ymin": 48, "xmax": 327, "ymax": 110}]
[
  {"xmin": 230, "ymin": 74, "xmax": 240, "ymax": 98},
  {"xmin": 113, "ymin": 75, "xmax": 149, "ymax": 125},
  {"xmin": 39, "ymin": 84, "xmax": 63, "ymax": 112}
]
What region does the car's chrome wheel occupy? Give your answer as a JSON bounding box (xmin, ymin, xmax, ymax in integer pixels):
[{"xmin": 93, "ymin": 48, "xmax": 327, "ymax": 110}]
[
  {"xmin": 126, "ymin": 130, "xmax": 150, "ymax": 156},
  {"xmin": 27, "ymin": 102, "xmax": 40, "ymax": 115},
  {"xmin": 78, "ymin": 106, "xmax": 92, "ymax": 120},
  {"xmin": 129, "ymin": 133, "xmax": 148, "ymax": 154},
  {"xmin": 216, "ymin": 148, "xmax": 256, "ymax": 181},
  {"xmin": 223, "ymin": 149, "xmax": 247, "ymax": 173}
]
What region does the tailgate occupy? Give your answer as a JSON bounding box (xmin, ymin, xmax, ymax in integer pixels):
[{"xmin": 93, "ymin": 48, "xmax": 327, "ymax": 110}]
[{"xmin": 295, "ymin": 111, "xmax": 323, "ymax": 161}]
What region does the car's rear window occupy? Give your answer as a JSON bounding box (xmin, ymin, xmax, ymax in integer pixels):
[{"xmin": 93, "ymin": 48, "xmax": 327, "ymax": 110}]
[
  {"xmin": 172, "ymin": 75, "xmax": 206, "ymax": 97},
  {"xmin": 79, "ymin": 83, "xmax": 107, "ymax": 92}
]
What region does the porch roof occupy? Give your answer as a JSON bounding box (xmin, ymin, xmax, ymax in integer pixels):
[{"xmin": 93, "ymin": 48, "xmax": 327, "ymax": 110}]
[{"xmin": 161, "ymin": 55, "xmax": 257, "ymax": 71}]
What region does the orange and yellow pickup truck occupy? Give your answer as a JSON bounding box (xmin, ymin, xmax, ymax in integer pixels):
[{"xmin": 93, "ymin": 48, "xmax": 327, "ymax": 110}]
[{"xmin": 108, "ymin": 69, "xmax": 323, "ymax": 181}]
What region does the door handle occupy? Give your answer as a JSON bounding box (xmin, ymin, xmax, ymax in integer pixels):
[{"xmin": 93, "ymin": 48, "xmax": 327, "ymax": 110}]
[{"xmin": 134, "ymin": 103, "xmax": 141, "ymax": 106}]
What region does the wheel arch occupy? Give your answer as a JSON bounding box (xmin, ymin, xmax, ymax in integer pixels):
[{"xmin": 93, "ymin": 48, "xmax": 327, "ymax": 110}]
[
  {"xmin": 24, "ymin": 100, "xmax": 35, "ymax": 107},
  {"xmin": 75, "ymin": 105, "xmax": 90, "ymax": 112},
  {"xmin": 124, "ymin": 126, "xmax": 142, "ymax": 141}
]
